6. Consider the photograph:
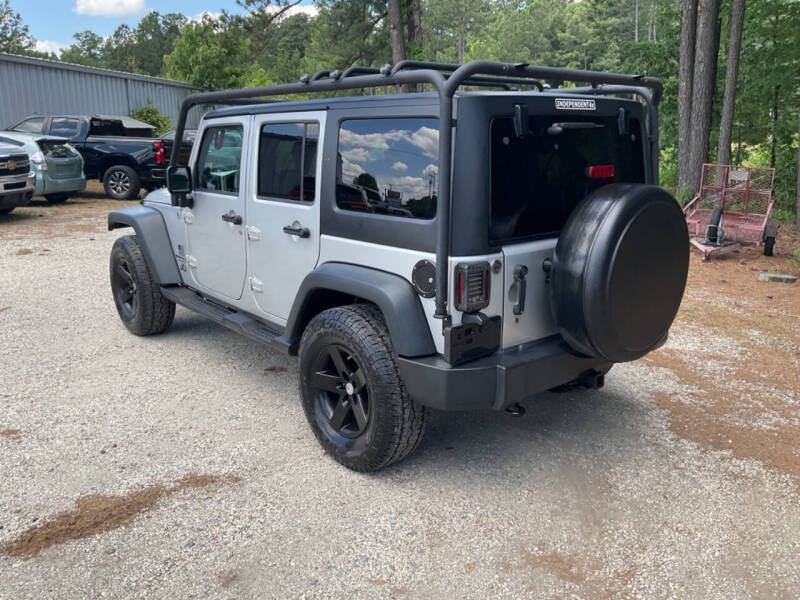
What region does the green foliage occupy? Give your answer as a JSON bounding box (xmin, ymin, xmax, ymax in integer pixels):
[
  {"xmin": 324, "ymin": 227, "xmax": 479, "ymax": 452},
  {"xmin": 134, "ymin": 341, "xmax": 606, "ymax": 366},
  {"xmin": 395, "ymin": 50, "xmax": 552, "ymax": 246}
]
[
  {"xmin": 130, "ymin": 102, "xmax": 172, "ymax": 136},
  {"xmin": 0, "ymin": 0, "xmax": 34, "ymax": 54}
]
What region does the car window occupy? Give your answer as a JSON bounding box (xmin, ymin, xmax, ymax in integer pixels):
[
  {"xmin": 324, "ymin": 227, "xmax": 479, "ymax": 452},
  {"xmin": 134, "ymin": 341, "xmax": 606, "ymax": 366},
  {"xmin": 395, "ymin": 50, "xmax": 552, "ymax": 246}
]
[
  {"xmin": 89, "ymin": 119, "xmax": 126, "ymax": 137},
  {"xmin": 258, "ymin": 122, "xmax": 319, "ymax": 202},
  {"xmin": 195, "ymin": 125, "xmax": 244, "ymax": 194},
  {"xmin": 13, "ymin": 117, "xmax": 47, "ymax": 134},
  {"xmin": 335, "ymin": 117, "xmax": 438, "ymax": 220},
  {"xmin": 50, "ymin": 118, "xmax": 82, "ymax": 139}
]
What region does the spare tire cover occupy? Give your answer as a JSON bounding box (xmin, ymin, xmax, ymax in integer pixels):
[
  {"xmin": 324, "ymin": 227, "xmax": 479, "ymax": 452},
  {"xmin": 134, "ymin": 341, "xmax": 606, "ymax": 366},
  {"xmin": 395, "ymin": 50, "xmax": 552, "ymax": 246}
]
[{"xmin": 549, "ymin": 183, "xmax": 689, "ymax": 363}]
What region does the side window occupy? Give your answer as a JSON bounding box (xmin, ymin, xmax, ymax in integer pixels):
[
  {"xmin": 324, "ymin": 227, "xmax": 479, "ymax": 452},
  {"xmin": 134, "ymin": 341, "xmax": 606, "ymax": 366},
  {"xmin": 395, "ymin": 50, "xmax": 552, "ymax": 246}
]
[
  {"xmin": 50, "ymin": 118, "xmax": 82, "ymax": 139},
  {"xmin": 195, "ymin": 125, "xmax": 244, "ymax": 194},
  {"xmin": 336, "ymin": 117, "xmax": 438, "ymax": 220},
  {"xmin": 258, "ymin": 122, "xmax": 319, "ymax": 202},
  {"xmin": 13, "ymin": 117, "xmax": 46, "ymax": 134}
]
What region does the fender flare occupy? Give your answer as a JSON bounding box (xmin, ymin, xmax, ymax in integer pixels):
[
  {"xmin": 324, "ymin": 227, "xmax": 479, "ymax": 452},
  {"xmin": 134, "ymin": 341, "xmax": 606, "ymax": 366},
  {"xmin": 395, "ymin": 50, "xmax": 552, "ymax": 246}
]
[
  {"xmin": 108, "ymin": 205, "xmax": 181, "ymax": 285},
  {"xmin": 284, "ymin": 262, "xmax": 436, "ymax": 358}
]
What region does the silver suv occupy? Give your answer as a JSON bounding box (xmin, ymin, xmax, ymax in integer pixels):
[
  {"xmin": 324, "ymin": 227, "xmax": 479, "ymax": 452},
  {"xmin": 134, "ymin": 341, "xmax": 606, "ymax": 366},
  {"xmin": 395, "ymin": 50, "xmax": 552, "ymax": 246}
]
[{"xmin": 108, "ymin": 60, "xmax": 689, "ymax": 471}]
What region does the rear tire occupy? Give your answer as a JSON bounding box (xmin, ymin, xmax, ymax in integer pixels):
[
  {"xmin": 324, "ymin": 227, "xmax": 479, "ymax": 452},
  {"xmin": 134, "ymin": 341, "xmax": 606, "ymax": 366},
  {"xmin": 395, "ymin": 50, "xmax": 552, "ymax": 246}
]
[
  {"xmin": 298, "ymin": 304, "xmax": 426, "ymax": 472},
  {"xmin": 45, "ymin": 193, "xmax": 69, "ymax": 204},
  {"xmin": 0, "ymin": 207, "xmax": 13, "ymax": 215},
  {"xmin": 763, "ymin": 236, "xmax": 776, "ymax": 257},
  {"xmin": 110, "ymin": 235, "xmax": 175, "ymax": 335},
  {"xmin": 103, "ymin": 165, "xmax": 141, "ymax": 200}
]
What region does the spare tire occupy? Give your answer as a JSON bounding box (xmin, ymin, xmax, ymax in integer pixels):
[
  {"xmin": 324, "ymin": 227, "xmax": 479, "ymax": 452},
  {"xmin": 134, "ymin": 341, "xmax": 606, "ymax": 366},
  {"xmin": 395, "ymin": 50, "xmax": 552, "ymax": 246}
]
[{"xmin": 549, "ymin": 183, "xmax": 689, "ymax": 363}]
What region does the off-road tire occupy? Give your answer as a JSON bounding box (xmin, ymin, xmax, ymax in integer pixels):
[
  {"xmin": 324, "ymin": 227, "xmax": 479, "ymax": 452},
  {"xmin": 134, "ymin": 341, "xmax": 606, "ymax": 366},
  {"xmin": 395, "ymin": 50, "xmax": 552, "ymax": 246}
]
[
  {"xmin": 103, "ymin": 165, "xmax": 141, "ymax": 200},
  {"xmin": 298, "ymin": 304, "xmax": 426, "ymax": 472},
  {"xmin": 763, "ymin": 235, "xmax": 776, "ymax": 257},
  {"xmin": 45, "ymin": 193, "xmax": 69, "ymax": 204},
  {"xmin": 110, "ymin": 235, "xmax": 175, "ymax": 335}
]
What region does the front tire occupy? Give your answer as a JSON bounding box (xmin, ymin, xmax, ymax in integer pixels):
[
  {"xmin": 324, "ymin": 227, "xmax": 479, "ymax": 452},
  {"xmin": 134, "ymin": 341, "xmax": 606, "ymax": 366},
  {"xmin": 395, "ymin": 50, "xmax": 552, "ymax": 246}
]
[
  {"xmin": 110, "ymin": 235, "xmax": 175, "ymax": 335},
  {"xmin": 298, "ymin": 304, "xmax": 426, "ymax": 472},
  {"xmin": 763, "ymin": 235, "xmax": 776, "ymax": 256},
  {"xmin": 103, "ymin": 165, "xmax": 141, "ymax": 200}
]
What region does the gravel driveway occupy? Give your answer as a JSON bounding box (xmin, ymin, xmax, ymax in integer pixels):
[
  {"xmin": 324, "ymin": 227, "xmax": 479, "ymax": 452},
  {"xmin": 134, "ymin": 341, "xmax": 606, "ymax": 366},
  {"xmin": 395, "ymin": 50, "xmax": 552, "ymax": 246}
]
[{"xmin": 1, "ymin": 197, "xmax": 798, "ymax": 599}]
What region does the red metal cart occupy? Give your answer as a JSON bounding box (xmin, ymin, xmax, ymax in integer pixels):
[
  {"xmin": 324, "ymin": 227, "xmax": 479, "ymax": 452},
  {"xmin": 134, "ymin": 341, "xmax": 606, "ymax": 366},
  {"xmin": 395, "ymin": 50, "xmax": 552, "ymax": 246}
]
[{"xmin": 683, "ymin": 163, "xmax": 777, "ymax": 260}]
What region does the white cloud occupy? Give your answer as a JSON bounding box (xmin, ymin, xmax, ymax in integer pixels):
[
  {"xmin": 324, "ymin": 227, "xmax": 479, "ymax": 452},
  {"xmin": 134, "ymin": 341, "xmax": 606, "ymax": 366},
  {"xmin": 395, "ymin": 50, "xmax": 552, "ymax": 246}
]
[
  {"xmin": 423, "ymin": 163, "xmax": 438, "ymax": 178},
  {"xmin": 339, "ymin": 125, "xmax": 439, "ymax": 159},
  {"xmin": 408, "ymin": 126, "xmax": 439, "ymax": 159},
  {"xmin": 341, "ymin": 157, "xmax": 364, "ymax": 183},
  {"xmin": 341, "ymin": 147, "xmax": 370, "ymax": 164},
  {"xmin": 191, "ymin": 11, "xmax": 223, "ymax": 22},
  {"xmin": 75, "ymin": 0, "xmax": 146, "ymax": 17},
  {"xmin": 380, "ymin": 176, "xmax": 430, "ymax": 201},
  {"xmin": 35, "ymin": 40, "xmax": 68, "ymax": 56},
  {"xmin": 391, "ymin": 161, "xmax": 408, "ymax": 172}
]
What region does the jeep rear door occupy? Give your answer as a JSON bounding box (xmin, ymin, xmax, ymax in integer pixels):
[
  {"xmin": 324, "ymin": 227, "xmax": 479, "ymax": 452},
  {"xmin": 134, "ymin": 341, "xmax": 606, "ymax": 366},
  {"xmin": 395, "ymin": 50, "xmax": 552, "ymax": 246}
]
[
  {"xmin": 245, "ymin": 112, "xmax": 325, "ymax": 322},
  {"xmin": 184, "ymin": 117, "xmax": 250, "ymax": 300}
]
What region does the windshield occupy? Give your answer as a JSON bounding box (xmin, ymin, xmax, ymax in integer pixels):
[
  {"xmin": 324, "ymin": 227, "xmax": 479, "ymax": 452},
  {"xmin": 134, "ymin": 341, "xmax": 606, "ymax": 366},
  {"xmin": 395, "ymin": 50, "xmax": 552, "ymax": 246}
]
[{"xmin": 490, "ymin": 114, "xmax": 645, "ymax": 243}]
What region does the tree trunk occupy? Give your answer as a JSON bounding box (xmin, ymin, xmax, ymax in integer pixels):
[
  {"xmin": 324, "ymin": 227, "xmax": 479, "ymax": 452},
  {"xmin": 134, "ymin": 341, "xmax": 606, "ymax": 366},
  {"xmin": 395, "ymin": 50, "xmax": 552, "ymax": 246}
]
[
  {"xmin": 634, "ymin": 0, "xmax": 639, "ymax": 42},
  {"xmin": 677, "ymin": 0, "xmax": 698, "ymax": 191},
  {"xmin": 796, "ymin": 102, "xmax": 800, "ymax": 231},
  {"xmin": 388, "ymin": 0, "xmax": 407, "ymax": 91},
  {"xmin": 686, "ymin": 0, "xmax": 721, "ymax": 195},
  {"xmin": 770, "ymin": 85, "xmax": 779, "ymax": 168},
  {"xmin": 717, "ymin": 0, "xmax": 746, "ymax": 167}
]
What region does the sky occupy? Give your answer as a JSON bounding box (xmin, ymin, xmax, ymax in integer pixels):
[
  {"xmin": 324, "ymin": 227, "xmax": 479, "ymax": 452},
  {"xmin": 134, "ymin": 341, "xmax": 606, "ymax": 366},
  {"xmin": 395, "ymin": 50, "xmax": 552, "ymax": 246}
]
[{"xmin": 16, "ymin": 0, "xmax": 318, "ymax": 55}]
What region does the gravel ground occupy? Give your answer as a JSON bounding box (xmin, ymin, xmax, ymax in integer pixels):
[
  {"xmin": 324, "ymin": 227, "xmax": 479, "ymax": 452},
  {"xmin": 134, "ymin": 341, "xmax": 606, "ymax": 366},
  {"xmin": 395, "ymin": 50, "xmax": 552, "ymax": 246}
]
[{"xmin": 1, "ymin": 196, "xmax": 799, "ymax": 599}]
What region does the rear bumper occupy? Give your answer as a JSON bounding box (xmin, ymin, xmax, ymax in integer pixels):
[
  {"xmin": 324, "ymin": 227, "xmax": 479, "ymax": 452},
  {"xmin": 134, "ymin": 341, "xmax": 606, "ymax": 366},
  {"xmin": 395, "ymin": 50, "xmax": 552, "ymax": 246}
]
[
  {"xmin": 397, "ymin": 336, "xmax": 611, "ymax": 411},
  {"xmin": 38, "ymin": 173, "xmax": 86, "ymax": 196}
]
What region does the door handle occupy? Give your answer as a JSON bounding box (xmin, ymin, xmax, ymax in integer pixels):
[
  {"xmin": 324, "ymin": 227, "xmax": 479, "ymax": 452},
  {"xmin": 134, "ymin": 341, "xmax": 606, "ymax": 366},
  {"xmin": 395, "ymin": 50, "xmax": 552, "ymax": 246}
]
[
  {"xmin": 283, "ymin": 225, "xmax": 310, "ymax": 238},
  {"xmin": 513, "ymin": 264, "xmax": 528, "ymax": 315},
  {"xmin": 221, "ymin": 211, "xmax": 242, "ymax": 225}
]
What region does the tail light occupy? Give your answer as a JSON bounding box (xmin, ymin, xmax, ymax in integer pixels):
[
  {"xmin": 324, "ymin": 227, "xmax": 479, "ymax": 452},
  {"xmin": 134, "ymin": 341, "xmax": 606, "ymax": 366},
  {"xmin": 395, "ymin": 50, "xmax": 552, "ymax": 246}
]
[
  {"xmin": 454, "ymin": 262, "xmax": 491, "ymax": 313},
  {"xmin": 587, "ymin": 164, "xmax": 615, "ymax": 179},
  {"xmin": 153, "ymin": 141, "xmax": 165, "ymax": 164}
]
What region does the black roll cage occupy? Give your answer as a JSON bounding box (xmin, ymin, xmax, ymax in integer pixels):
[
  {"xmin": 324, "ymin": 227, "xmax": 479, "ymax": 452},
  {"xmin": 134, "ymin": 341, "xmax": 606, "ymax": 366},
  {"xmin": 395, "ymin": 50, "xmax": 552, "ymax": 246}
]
[{"xmin": 169, "ymin": 60, "xmax": 662, "ymax": 324}]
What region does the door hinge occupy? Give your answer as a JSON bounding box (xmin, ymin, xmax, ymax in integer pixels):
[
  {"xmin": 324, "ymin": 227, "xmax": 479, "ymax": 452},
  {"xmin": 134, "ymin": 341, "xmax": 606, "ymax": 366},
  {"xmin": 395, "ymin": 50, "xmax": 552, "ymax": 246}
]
[
  {"xmin": 186, "ymin": 254, "xmax": 198, "ymax": 268},
  {"xmin": 182, "ymin": 209, "xmax": 194, "ymax": 224},
  {"xmin": 246, "ymin": 226, "xmax": 261, "ymax": 241},
  {"xmin": 249, "ymin": 277, "xmax": 264, "ymax": 293}
]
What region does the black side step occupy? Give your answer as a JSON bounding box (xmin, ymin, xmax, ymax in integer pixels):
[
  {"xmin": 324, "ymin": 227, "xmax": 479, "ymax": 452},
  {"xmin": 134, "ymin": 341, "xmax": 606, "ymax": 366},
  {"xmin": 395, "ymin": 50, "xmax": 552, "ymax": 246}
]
[{"xmin": 161, "ymin": 286, "xmax": 290, "ymax": 350}]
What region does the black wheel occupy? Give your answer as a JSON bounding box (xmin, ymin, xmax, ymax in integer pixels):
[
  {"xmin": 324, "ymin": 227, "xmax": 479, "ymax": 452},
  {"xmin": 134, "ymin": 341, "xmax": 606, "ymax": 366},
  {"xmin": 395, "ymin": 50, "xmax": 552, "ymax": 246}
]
[
  {"xmin": 0, "ymin": 207, "xmax": 13, "ymax": 215},
  {"xmin": 45, "ymin": 193, "xmax": 69, "ymax": 204},
  {"xmin": 110, "ymin": 235, "xmax": 175, "ymax": 335},
  {"xmin": 103, "ymin": 165, "xmax": 141, "ymax": 200},
  {"xmin": 298, "ymin": 304, "xmax": 426, "ymax": 472},
  {"xmin": 763, "ymin": 236, "xmax": 776, "ymax": 257}
]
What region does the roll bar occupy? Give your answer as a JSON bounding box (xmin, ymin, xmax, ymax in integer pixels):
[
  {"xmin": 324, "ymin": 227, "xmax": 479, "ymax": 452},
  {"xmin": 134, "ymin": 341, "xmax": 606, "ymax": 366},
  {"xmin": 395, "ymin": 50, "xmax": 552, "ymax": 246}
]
[{"xmin": 169, "ymin": 60, "xmax": 662, "ymax": 323}]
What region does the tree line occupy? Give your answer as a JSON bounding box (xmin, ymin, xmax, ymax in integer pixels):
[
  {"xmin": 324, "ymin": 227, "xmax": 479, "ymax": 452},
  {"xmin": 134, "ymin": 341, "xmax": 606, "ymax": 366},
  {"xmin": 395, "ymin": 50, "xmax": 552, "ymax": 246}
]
[{"xmin": 1, "ymin": 0, "xmax": 798, "ymax": 228}]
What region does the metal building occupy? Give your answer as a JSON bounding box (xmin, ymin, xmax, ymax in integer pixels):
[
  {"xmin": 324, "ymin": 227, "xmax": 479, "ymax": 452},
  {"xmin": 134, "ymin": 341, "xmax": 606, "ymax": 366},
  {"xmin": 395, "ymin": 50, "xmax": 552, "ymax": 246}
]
[{"xmin": 0, "ymin": 53, "xmax": 202, "ymax": 129}]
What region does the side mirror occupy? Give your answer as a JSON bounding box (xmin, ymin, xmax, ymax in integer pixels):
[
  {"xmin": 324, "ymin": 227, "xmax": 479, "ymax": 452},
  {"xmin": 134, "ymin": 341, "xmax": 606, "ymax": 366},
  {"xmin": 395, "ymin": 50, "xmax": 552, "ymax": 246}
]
[
  {"xmin": 167, "ymin": 165, "xmax": 193, "ymax": 207},
  {"xmin": 167, "ymin": 165, "xmax": 192, "ymax": 194}
]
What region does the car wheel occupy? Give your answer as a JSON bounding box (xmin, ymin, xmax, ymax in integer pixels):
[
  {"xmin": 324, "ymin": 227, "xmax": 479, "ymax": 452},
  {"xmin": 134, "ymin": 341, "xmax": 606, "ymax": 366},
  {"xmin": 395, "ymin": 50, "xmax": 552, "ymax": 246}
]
[
  {"xmin": 45, "ymin": 193, "xmax": 69, "ymax": 204},
  {"xmin": 0, "ymin": 207, "xmax": 13, "ymax": 215},
  {"xmin": 763, "ymin": 236, "xmax": 776, "ymax": 257},
  {"xmin": 103, "ymin": 165, "xmax": 141, "ymax": 200},
  {"xmin": 110, "ymin": 235, "xmax": 175, "ymax": 335},
  {"xmin": 298, "ymin": 304, "xmax": 426, "ymax": 472}
]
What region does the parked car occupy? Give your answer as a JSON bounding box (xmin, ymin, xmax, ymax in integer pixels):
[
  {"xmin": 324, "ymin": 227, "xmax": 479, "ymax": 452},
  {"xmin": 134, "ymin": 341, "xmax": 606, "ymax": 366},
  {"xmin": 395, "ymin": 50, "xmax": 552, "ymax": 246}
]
[
  {"xmin": 6, "ymin": 115, "xmax": 192, "ymax": 200},
  {"xmin": 108, "ymin": 60, "xmax": 689, "ymax": 471},
  {"xmin": 0, "ymin": 141, "xmax": 34, "ymax": 215},
  {"xmin": 0, "ymin": 132, "xmax": 86, "ymax": 203}
]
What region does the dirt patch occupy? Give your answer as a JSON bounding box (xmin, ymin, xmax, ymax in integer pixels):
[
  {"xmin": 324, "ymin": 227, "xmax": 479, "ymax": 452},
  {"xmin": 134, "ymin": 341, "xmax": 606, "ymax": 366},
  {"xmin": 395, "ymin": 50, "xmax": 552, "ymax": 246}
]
[
  {"xmin": 264, "ymin": 366, "xmax": 287, "ymax": 373},
  {"xmin": 521, "ymin": 551, "xmax": 637, "ymax": 599},
  {"xmin": 15, "ymin": 248, "xmax": 32, "ymax": 255},
  {"xmin": 1, "ymin": 473, "xmax": 240, "ymax": 559},
  {"xmin": 0, "ymin": 429, "xmax": 21, "ymax": 440},
  {"xmin": 523, "ymin": 551, "xmax": 586, "ymax": 585},
  {"xmin": 0, "ymin": 182, "xmax": 139, "ymax": 242}
]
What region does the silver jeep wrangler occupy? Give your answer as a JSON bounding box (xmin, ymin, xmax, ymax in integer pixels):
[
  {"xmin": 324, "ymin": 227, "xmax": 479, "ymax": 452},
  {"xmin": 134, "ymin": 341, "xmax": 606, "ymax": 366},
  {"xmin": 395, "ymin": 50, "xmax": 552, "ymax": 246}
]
[{"xmin": 108, "ymin": 60, "xmax": 689, "ymax": 471}]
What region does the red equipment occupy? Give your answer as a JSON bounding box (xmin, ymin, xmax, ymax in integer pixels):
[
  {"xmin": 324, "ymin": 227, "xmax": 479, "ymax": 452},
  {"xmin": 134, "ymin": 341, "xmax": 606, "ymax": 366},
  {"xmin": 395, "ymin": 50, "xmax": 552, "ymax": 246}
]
[{"xmin": 683, "ymin": 163, "xmax": 777, "ymax": 260}]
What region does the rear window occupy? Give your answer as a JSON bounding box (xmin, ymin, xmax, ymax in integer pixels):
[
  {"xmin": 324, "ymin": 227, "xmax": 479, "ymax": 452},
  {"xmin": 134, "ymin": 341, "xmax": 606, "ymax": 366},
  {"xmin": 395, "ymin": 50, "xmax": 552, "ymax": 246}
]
[
  {"xmin": 37, "ymin": 139, "xmax": 79, "ymax": 158},
  {"xmin": 50, "ymin": 118, "xmax": 82, "ymax": 139},
  {"xmin": 490, "ymin": 114, "xmax": 645, "ymax": 243},
  {"xmin": 89, "ymin": 119, "xmax": 126, "ymax": 137}
]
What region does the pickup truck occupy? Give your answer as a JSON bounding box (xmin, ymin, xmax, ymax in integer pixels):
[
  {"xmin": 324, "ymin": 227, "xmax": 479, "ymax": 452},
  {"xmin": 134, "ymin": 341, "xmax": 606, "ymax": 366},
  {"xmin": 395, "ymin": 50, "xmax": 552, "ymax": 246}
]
[
  {"xmin": 0, "ymin": 141, "xmax": 34, "ymax": 215},
  {"xmin": 6, "ymin": 115, "xmax": 191, "ymax": 200}
]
